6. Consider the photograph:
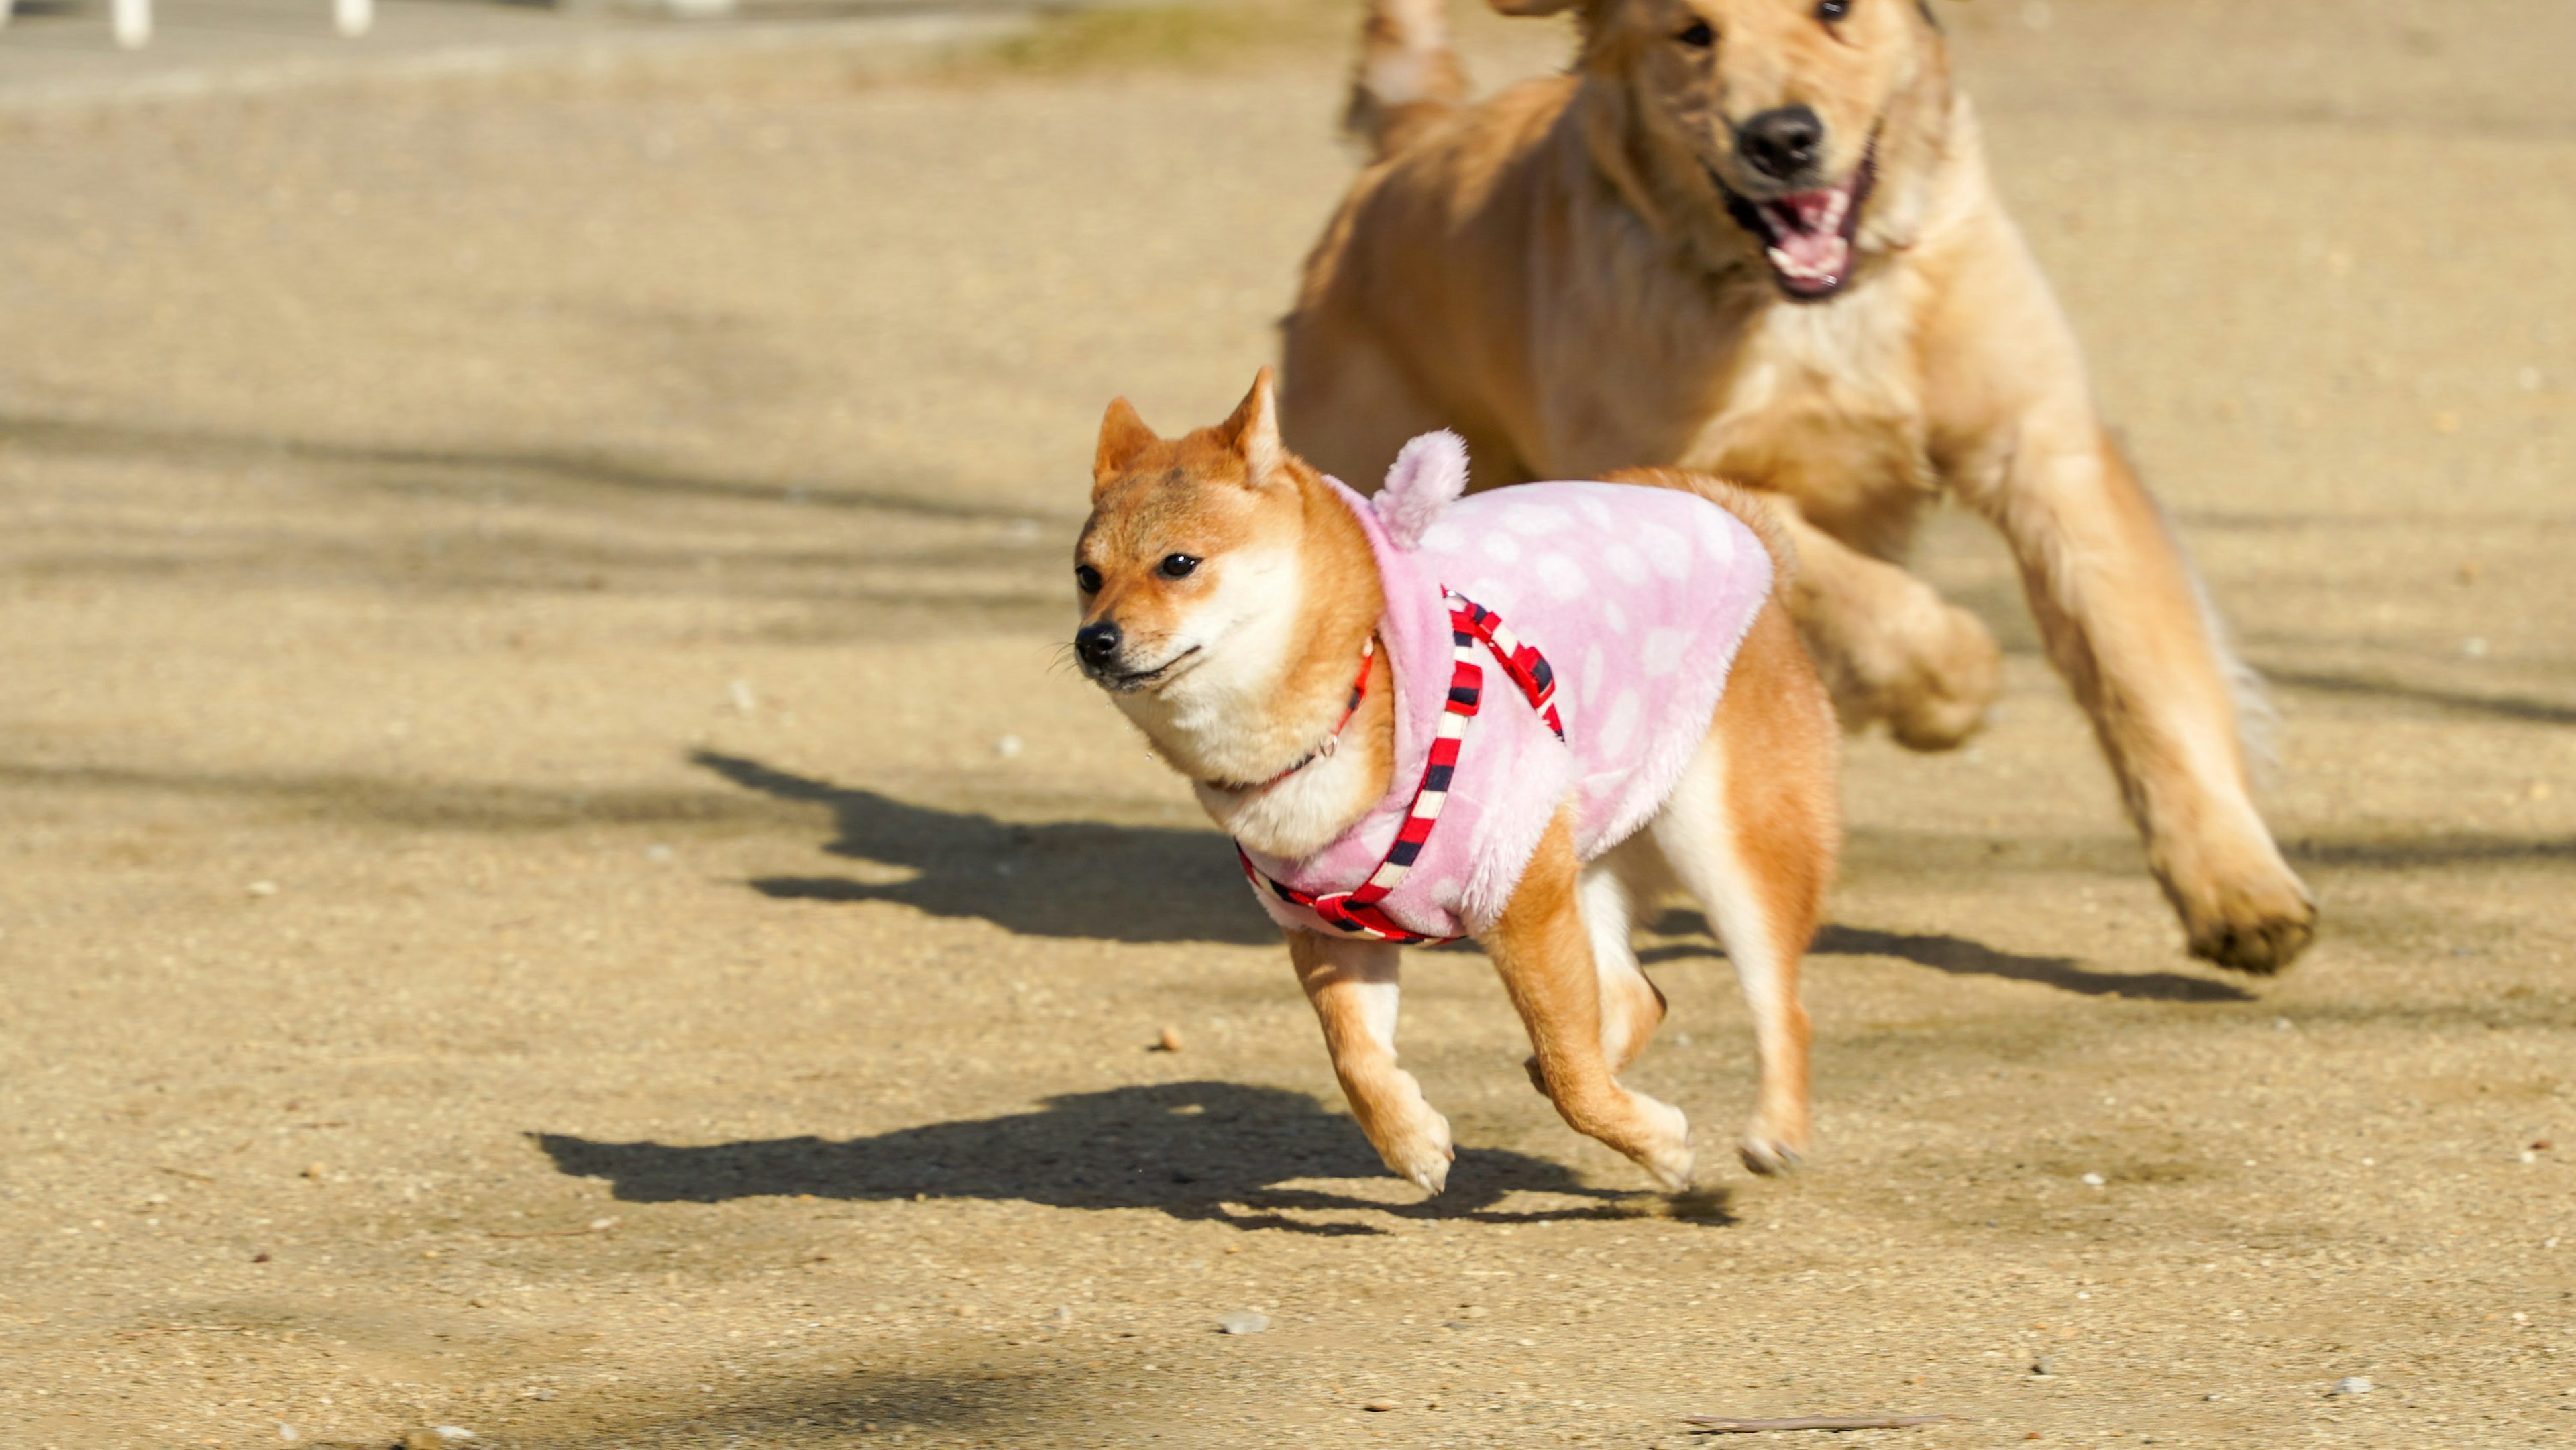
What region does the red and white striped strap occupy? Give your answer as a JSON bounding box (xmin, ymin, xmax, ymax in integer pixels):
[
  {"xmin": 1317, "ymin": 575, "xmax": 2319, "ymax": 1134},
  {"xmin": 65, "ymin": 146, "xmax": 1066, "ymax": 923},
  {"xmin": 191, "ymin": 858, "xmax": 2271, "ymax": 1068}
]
[{"xmin": 1240, "ymin": 588, "xmax": 1562, "ymax": 945}]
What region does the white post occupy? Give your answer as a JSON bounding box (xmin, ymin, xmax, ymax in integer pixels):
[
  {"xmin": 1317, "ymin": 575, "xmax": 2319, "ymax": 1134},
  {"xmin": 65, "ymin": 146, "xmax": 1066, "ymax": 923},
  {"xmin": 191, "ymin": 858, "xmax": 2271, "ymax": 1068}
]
[
  {"xmin": 333, "ymin": 0, "xmax": 372, "ymax": 38},
  {"xmin": 0, "ymin": 0, "xmax": 15, "ymax": 33},
  {"xmin": 113, "ymin": 0, "xmax": 151, "ymax": 48}
]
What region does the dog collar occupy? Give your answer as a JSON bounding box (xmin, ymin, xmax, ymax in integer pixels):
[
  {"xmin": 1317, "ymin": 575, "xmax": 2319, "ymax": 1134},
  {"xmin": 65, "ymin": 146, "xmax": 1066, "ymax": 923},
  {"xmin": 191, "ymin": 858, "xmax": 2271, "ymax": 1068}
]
[{"xmin": 1208, "ymin": 636, "xmax": 1380, "ymax": 795}]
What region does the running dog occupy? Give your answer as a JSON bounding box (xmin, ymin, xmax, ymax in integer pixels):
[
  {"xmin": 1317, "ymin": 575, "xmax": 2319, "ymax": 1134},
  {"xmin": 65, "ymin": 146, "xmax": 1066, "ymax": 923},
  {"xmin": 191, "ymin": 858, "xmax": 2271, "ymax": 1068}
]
[
  {"xmin": 1281, "ymin": 0, "xmax": 2316, "ymax": 973},
  {"xmin": 1072, "ymin": 370, "xmax": 1839, "ymax": 1193}
]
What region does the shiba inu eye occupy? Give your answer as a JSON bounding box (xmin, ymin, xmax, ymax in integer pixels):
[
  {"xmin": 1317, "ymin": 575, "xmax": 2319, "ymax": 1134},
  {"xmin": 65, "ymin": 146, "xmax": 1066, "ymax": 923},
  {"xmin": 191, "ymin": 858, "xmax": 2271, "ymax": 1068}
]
[
  {"xmin": 1159, "ymin": 553, "xmax": 1203, "ymax": 579},
  {"xmin": 1815, "ymin": 0, "xmax": 1850, "ymax": 21},
  {"xmin": 1675, "ymin": 18, "xmax": 1714, "ymax": 47},
  {"xmin": 1075, "ymin": 564, "xmax": 1103, "ymax": 594}
]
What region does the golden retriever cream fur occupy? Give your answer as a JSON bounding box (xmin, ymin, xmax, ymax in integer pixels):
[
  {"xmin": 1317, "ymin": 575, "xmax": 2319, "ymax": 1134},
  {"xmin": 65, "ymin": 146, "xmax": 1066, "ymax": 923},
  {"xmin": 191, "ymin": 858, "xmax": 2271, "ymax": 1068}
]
[
  {"xmin": 1282, "ymin": 0, "xmax": 2316, "ymax": 973},
  {"xmin": 1073, "ymin": 372, "xmax": 1840, "ymax": 1191}
]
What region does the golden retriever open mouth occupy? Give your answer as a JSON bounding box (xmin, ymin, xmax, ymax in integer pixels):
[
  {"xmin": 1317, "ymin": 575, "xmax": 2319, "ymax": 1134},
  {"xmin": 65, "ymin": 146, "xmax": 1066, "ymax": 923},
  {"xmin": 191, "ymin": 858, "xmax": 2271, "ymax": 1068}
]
[{"xmin": 1717, "ymin": 143, "xmax": 1878, "ymax": 301}]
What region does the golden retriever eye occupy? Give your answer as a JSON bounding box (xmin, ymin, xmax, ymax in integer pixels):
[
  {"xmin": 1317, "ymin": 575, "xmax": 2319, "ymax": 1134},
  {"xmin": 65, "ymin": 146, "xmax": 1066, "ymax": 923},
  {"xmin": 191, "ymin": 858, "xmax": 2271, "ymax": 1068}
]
[
  {"xmin": 1815, "ymin": 0, "xmax": 1850, "ymax": 21},
  {"xmin": 1159, "ymin": 553, "xmax": 1202, "ymax": 579},
  {"xmin": 1075, "ymin": 564, "xmax": 1102, "ymax": 594},
  {"xmin": 1675, "ymin": 18, "xmax": 1715, "ymax": 47}
]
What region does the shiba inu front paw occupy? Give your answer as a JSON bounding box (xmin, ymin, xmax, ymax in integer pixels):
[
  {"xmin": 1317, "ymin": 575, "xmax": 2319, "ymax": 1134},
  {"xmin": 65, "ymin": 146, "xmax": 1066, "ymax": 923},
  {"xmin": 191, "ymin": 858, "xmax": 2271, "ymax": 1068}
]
[
  {"xmin": 1631, "ymin": 1098, "xmax": 1696, "ymax": 1192},
  {"xmin": 1737, "ymin": 1111, "xmax": 1809, "ymax": 1176},
  {"xmin": 1371, "ymin": 1109, "xmax": 1456, "ymax": 1196}
]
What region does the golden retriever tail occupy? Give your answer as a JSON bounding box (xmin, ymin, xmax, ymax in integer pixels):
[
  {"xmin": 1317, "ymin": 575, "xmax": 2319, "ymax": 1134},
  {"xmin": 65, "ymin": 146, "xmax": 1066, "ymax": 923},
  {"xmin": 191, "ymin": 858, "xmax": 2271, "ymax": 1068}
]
[{"xmin": 1344, "ymin": 0, "xmax": 1469, "ymax": 160}]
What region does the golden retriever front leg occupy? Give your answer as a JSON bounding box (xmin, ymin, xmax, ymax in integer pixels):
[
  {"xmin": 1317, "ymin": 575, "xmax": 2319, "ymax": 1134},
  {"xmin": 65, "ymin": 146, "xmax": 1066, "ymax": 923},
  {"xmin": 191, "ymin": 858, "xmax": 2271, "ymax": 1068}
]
[
  {"xmin": 1921, "ymin": 206, "xmax": 2316, "ymax": 974},
  {"xmin": 1982, "ymin": 422, "xmax": 2315, "ymax": 972},
  {"xmin": 1480, "ymin": 809, "xmax": 1696, "ymax": 1191},
  {"xmin": 1287, "ymin": 930, "xmax": 1455, "ymax": 1194}
]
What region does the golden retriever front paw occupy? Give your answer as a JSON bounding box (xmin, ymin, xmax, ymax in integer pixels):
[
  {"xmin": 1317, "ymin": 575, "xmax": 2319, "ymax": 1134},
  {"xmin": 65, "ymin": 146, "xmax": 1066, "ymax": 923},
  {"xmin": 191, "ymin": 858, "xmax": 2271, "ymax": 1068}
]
[
  {"xmin": 2177, "ymin": 866, "xmax": 2318, "ymax": 975},
  {"xmin": 1881, "ymin": 600, "xmax": 2002, "ymax": 752},
  {"xmin": 1808, "ymin": 588, "xmax": 2001, "ymax": 752}
]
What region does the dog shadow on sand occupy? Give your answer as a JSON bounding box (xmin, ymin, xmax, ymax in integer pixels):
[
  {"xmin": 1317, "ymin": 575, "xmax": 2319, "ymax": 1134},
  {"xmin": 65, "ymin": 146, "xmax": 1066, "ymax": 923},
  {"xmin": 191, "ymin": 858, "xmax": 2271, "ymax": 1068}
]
[
  {"xmin": 534, "ymin": 1080, "xmax": 1699, "ymax": 1235},
  {"xmin": 690, "ymin": 749, "xmax": 2251, "ymax": 1002}
]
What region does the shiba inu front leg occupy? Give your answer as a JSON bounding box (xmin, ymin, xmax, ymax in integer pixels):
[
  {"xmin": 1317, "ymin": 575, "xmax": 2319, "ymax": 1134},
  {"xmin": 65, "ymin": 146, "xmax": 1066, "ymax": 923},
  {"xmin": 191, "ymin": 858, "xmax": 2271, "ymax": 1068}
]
[
  {"xmin": 1483, "ymin": 811, "xmax": 1695, "ymax": 1191},
  {"xmin": 1287, "ymin": 930, "xmax": 1454, "ymax": 1194}
]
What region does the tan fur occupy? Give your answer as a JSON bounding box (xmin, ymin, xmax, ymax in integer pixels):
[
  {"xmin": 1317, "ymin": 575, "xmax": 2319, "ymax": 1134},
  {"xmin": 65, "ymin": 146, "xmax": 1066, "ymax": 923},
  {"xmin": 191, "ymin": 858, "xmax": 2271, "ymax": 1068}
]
[
  {"xmin": 1075, "ymin": 372, "xmax": 1841, "ymax": 1192},
  {"xmin": 1280, "ymin": 0, "xmax": 2316, "ymax": 973}
]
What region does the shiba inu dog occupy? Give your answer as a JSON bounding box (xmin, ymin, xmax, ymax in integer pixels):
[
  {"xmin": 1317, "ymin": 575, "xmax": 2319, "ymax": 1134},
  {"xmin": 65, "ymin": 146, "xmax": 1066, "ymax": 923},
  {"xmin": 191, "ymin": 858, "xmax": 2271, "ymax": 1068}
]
[
  {"xmin": 1283, "ymin": 0, "xmax": 2316, "ymax": 976},
  {"xmin": 1072, "ymin": 370, "xmax": 1839, "ymax": 1192}
]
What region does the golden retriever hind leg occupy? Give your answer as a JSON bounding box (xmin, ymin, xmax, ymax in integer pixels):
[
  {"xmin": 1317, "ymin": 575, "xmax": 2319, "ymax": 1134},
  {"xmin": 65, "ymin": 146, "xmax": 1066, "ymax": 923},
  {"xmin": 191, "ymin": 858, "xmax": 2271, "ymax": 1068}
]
[
  {"xmin": 1287, "ymin": 929, "xmax": 1456, "ymax": 1194},
  {"xmin": 1345, "ymin": 0, "xmax": 1468, "ymax": 159},
  {"xmin": 1648, "ymin": 602, "xmax": 1837, "ymax": 1176},
  {"xmin": 1986, "ymin": 426, "xmax": 2316, "ymax": 974},
  {"xmin": 1759, "ymin": 496, "xmax": 2002, "ymax": 752},
  {"xmin": 1481, "ymin": 810, "xmax": 1697, "ymax": 1191}
]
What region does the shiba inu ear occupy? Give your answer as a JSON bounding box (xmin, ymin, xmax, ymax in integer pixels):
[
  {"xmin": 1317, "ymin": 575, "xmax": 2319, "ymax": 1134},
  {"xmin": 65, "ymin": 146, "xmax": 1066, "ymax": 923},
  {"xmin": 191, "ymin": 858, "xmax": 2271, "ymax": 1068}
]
[
  {"xmin": 1219, "ymin": 367, "xmax": 1288, "ymax": 488},
  {"xmin": 1095, "ymin": 397, "xmax": 1159, "ymax": 490}
]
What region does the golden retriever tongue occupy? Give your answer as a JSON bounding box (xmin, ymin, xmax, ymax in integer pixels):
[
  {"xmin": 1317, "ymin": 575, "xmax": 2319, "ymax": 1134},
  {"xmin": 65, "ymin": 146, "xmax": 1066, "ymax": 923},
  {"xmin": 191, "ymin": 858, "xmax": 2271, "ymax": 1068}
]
[{"xmin": 1759, "ymin": 182, "xmax": 1854, "ymax": 291}]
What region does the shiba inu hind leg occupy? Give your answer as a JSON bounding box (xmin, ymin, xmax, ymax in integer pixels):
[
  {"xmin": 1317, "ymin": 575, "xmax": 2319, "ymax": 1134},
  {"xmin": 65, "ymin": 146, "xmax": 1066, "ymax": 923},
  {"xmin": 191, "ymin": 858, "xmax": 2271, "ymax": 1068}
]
[
  {"xmin": 1650, "ymin": 602, "xmax": 1837, "ymax": 1176},
  {"xmin": 1287, "ymin": 930, "xmax": 1454, "ymax": 1194},
  {"xmin": 1519, "ymin": 854, "xmax": 1666, "ymax": 1093}
]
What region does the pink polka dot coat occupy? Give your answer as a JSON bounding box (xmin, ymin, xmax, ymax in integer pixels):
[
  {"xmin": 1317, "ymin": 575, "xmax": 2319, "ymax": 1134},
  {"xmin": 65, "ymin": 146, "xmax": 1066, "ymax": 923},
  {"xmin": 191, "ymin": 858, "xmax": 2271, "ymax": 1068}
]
[{"xmin": 1241, "ymin": 432, "xmax": 1776, "ymax": 941}]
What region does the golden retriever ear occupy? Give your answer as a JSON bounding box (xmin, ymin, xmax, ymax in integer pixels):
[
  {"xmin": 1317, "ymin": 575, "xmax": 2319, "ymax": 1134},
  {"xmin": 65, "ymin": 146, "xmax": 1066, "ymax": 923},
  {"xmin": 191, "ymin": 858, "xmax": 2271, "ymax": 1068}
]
[
  {"xmin": 1095, "ymin": 397, "xmax": 1157, "ymax": 487},
  {"xmin": 1219, "ymin": 366, "xmax": 1287, "ymax": 487}
]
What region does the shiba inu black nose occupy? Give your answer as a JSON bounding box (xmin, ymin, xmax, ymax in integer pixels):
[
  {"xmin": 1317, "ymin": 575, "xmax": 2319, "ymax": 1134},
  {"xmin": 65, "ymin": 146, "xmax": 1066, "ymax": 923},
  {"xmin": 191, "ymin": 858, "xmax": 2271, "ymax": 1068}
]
[
  {"xmin": 1738, "ymin": 105, "xmax": 1825, "ymax": 182},
  {"xmin": 1075, "ymin": 620, "xmax": 1123, "ymax": 666}
]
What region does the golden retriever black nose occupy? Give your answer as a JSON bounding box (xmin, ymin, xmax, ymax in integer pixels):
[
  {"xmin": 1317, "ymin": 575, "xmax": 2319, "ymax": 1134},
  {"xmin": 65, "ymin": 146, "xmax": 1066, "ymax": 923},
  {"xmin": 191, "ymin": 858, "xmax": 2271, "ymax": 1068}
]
[
  {"xmin": 1737, "ymin": 105, "xmax": 1825, "ymax": 183},
  {"xmin": 1075, "ymin": 620, "xmax": 1123, "ymax": 666}
]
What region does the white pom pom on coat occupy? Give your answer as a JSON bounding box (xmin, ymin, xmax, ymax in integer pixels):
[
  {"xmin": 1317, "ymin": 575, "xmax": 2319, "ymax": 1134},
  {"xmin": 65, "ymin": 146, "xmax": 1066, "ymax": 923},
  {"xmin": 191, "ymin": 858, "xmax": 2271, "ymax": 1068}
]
[{"xmin": 1372, "ymin": 430, "xmax": 1470, "ymax": 550}]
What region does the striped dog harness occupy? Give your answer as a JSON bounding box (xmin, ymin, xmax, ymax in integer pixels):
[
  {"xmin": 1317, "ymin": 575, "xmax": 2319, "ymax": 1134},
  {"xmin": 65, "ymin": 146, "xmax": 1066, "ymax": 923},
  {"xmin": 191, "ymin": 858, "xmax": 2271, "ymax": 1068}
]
[
  {"xmin": 1238, "ymin": 589, "xmax": 1564, "ymax": 945},
  {"xmin": 1236, "ymin": 435, "xmax": 1773, "ymax": 946}
]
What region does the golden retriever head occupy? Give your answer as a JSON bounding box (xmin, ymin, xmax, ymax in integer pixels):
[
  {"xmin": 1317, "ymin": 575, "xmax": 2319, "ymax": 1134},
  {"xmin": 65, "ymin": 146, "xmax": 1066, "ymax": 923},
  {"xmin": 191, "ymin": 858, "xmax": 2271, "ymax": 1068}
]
[{"xmin": 1501, "ymin": 0, "xmax": 1951, "ymax": 300}]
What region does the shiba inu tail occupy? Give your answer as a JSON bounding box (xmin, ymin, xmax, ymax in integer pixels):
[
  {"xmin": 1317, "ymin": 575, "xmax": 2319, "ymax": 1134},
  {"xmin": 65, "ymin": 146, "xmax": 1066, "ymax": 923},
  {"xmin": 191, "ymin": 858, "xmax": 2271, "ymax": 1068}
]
[{"xmin": 1345, "ymin": 0, "xmax": 1468, "ymax": 160}]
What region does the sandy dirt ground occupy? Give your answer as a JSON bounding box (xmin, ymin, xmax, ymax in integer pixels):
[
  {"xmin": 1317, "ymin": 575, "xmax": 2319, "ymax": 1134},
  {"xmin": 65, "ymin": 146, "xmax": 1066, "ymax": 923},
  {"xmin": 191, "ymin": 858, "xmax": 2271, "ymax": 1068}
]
[{"xmin": 2, "ymin": 1, "xmax": 2573, "ymax": 1446}]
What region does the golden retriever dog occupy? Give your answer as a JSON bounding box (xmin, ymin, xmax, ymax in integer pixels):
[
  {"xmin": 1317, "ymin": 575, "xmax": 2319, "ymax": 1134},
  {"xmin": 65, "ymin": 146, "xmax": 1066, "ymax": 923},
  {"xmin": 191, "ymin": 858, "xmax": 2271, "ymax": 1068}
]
[{"xmin": 1280, "ymin": 0, "xmax": 2316, "ymax": 973}]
